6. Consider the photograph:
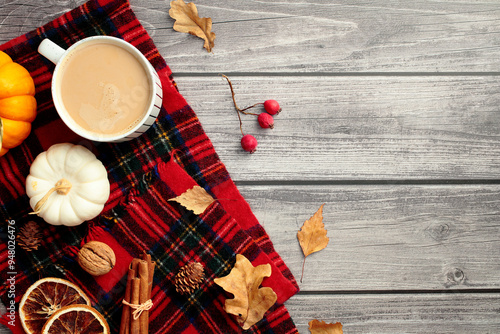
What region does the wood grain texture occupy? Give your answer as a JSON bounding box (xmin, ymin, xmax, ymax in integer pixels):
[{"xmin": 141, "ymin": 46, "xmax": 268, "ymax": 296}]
[
  {"xmin": 0, "ymin": 0, "xmax": 85, "ymax": 42},
  {"xmin": 174, "ymin": 75, "xmax": 500, "ymax": 181},
  {"xmin": 1, "ymin": 0, "xmax": 499, "ymax": 333},
  {"xmin": 0, "ymin": 303, "xmax": 5, "ymax": 334},
  {"xmin": 149, "ymin": 0, "xmax": 500, "ymax": 73},
  {"xmin": 286, "ymin": 293, "xmax": 500, "ymax": 333},
  {"xmin": 1, "ymin": 1, "xmax": 500, "ymax": 72},
  {"xmin": 240, "ymin": 184, "xmax": 500, "ymax": 291}
]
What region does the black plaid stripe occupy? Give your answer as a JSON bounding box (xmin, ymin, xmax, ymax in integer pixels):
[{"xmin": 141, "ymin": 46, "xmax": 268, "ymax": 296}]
[{"xmin": 105, "ymin": 171, "xmax": 293, "ymax": 332}]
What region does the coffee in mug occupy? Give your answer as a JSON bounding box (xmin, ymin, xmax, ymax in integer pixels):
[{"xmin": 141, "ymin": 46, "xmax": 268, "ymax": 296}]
[{"xmin": 38, "ymin": 36, "xmax": 162, "ymax": 142}]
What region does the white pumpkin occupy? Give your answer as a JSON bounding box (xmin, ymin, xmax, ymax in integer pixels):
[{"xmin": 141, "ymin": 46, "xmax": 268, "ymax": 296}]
[{"xmin": 26, "ymin": 143, "xmax": 110, "ymax": 226}]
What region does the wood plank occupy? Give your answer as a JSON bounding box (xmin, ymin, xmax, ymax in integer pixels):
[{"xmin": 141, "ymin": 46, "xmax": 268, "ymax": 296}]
[
  {"xmin": 1, "ymin": 1, "xmax": 499, "ymax": 72},
  {"xmin": 238, "ymin": 184, "xmax": 500, "ymax": 291},
  {"xmin": 174, "ymin": 75, "xmax": 500, "ymax": 181},
  {"xmin": 2, "ymin": 294, "xmax": 499, "ymax": 334},
  {"xmin": 156, "ymin": 0, "xmax": 500, "ymax": 73},
  {"xmin": 286, "ymin": 293, "xmax": 500, "ymax": 333},
  {"xmin": 0, "ymin": 1, "xmax": 84, "ymax": 43},
  {"xmin": 0, "ymin": 302, "xmax": 5, "ymax": 334}
]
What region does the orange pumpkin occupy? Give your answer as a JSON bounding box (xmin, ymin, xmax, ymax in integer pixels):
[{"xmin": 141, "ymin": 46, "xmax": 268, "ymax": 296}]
[{"xmin": 0, "ymin": 50, "xmax": 37, "ymax": 156}]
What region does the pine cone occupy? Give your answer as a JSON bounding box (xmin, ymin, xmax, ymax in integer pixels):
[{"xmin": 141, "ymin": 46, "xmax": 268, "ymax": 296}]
[
  {"xmin": 17, "ymin": 221, "xmax": 42, "ymax": 251},
  {"xmin": 174, "ymin": 262, "xmax": 205, "ymax": 295}
]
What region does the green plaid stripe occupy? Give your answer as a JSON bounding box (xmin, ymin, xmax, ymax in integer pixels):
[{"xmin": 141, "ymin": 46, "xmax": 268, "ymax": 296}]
[{"xmin": 105, "ymin": 169, "xmax": 296, "ymax": 333}]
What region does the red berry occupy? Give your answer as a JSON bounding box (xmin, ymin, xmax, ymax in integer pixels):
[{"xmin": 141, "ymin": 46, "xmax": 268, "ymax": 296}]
[
  {"xmin": 241, "ymin": 134, "xmax": 258, "ymax": 153},
  {"xmin": 257, "ymin": 113, "xmax": 274, "ymax": 129},
  {"xmin": 264, "ymin": 100, "xmax": 281, "ymax": 115}
]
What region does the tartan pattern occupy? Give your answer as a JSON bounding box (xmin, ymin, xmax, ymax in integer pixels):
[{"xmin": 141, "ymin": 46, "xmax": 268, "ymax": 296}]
[
  {"xmin": 109, "ymin": 166, "xmax": 298, "ymax": 333},
  {"xmin": 0, "ymin": 0, "xmax": 299, "ymax": 332}
]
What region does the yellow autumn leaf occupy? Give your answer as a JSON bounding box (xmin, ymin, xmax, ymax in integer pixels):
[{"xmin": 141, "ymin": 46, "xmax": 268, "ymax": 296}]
[
  {"xmin": 168, "ymin": 185, "xmax": 215, "ymax": 215},
  {"xmin": 297, "ymin": 204, "xmax": 329, "ymax": 282},
  {"xmin": 214, "ymin": 254, "xmax": 277, "ymax": 330},
  {"xmin": 309, "ymin": 319, "xmax": 343, "ymax": 334},
  {"xmin": 169, "ymin": 0, "xmax": 216, "ymax": 52}
]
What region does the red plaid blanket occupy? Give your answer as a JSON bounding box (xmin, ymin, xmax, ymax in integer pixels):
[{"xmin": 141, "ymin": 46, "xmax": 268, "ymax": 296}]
[{"xmin": 0, "ymin": 0, "xmax": 299, "ymax": 332}]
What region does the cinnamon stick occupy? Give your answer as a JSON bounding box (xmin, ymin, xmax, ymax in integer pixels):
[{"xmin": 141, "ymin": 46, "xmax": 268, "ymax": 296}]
[
  {"xmin": 119, "ymin": 268, "xmax": 135, "ymax": 334},
  {"xmin": 142, "ymin": 253, "xmax": 155, "ymax": 331},
  {"xmin": 120, "ymin": 259, "xmax": 141, "ymax": 334},
  {"xmin": 142, "ymin": 253, "xmax": 155, "ymax": 298},
  {"xmin": 120, "ymin": 255, "xmax": 155, "ymax": 334},
  {"xmin": 148, "ymin": 260, "xmax": 155, "ymax": 296},
  {"xmin": 130, "ymin": 258, "xmax": 141, "ymax": 274},
  {"xmin": 130, "ymin": 278, "xmax": 141, "ymax": 334},
  {"xmin": 138, "ymin": 260, "xmax": 149, "ymax": 334}
]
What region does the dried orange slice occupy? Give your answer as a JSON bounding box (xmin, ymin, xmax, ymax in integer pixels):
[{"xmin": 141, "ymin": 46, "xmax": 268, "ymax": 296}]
[
  {"xmin": 41, "ymin": 304, "xmax": 110, "ymax": 334},
  {"xmin": 19, "ymin": 277, "xmax": 91, "ymax": 334}
]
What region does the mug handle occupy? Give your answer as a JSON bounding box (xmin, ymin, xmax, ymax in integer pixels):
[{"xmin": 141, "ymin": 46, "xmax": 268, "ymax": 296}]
[{"xmin": 38, "ymin": 39, "xmax": 66, "ymax": 64}]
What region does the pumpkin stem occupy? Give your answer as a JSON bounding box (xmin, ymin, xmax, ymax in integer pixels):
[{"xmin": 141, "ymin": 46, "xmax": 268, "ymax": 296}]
[
  {"xmin": 54, "ymin": 178, "xmax": 72, "ymax": 195},
  {"xmin": 29, "ymin": 178, "xmax": 72, "ymax": 215}
]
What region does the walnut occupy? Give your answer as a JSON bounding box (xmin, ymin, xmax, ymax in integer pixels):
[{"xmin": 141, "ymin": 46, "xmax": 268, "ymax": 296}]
[{"xmin": 77, "ymin": 241, "xmax": 116, "ymax": 276}]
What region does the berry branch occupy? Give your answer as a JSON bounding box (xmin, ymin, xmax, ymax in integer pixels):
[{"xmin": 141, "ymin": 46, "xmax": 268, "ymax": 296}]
[
  {"xmin": 221, "ymin": 75, "xmax": 260, "ymax": 116},
  {"xmin": 221, "ymin": 74, "xmax": 282, "ymax": 153}
]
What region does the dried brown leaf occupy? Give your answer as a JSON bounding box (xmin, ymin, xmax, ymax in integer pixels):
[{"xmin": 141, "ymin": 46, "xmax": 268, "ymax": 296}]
[
  {"xmin": 168, "ymin": 185, "xmax": 215, "ymax": 215},
  {"xmin": 169, "ymin": 0, "xmax": 216, "ymax": 52},
  {"xmin": 297, "ymin": 204, "xmax": 329, "ymax": 282},
  {"xmin": 214, "ymin": 254, "xmax": 277, "ymax": 330},
  {"xmin": 309, "ymin": 319, "xmax": 343, "ymax": 334}
]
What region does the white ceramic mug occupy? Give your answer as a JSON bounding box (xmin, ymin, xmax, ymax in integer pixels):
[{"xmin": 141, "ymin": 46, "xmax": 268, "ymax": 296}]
[{"xmin": 38, "ymin": 36, "xmax": 162, "ymax": 142}]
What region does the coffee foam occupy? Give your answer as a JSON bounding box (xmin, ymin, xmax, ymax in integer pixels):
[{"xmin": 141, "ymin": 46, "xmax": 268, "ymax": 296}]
[
  {"xmin": 77, "ymin": 83, "xmax": 145, "ymax": 136},
  {"xmin": 56, "ymin": 41, "xmax": 153, "ymax": 139}
]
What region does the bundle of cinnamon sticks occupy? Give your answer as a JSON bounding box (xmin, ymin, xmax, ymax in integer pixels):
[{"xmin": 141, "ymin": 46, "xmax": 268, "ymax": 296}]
[{"xmin": 120, "ymin": 253, "xmax": 155, "ymax": 334}]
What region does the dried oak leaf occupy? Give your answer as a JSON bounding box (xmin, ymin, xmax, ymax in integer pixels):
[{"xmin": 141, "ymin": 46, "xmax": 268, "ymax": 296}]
[
  {"xmin": 169, "ymin": 0, "xmax": 216, "ymax": 52},
  {"xmin": 297, "ymin": 204, "xmax": 329, "ymax": 282},
  {"xmin": 309, "ymin": 319, "xmax": 343, "ymax": 334},
  {"xmin": 168, "ymin": 185, "xmax": 215, "ymax": 215},
  {"xmin": 214, "ymin": 254, "xmax": 277, "ymax": 330}
]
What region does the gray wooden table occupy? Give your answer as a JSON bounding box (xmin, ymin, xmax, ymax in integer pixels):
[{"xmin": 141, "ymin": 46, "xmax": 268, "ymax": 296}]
[{"xmin": 1, "ymin": 0, "xmax": 500, "ymax": 333}]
